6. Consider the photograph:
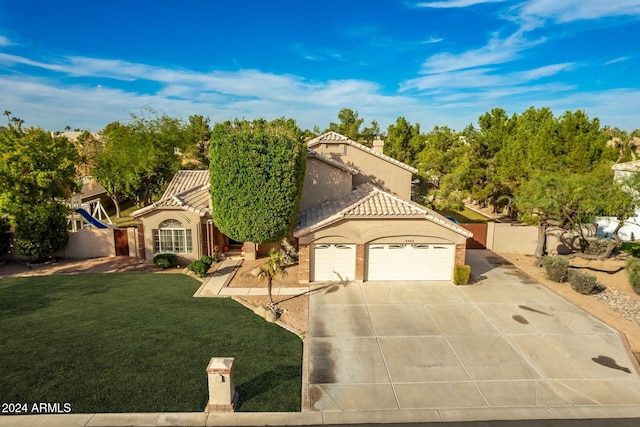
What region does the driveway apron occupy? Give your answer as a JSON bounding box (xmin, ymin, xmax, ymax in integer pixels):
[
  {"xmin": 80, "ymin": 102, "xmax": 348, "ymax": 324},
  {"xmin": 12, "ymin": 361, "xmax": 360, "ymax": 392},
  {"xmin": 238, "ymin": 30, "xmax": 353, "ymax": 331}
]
[{"xmin": 307, "ymin": 250, "xmax": 640, "ymax": 412}]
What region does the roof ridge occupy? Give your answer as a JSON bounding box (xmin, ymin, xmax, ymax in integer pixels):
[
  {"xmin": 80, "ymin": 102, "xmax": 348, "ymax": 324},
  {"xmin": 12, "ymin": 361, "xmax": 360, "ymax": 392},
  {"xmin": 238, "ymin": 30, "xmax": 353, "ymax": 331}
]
[{"xmin": 307, "ymin": 132, "xmax": 418, "ymax": 173}]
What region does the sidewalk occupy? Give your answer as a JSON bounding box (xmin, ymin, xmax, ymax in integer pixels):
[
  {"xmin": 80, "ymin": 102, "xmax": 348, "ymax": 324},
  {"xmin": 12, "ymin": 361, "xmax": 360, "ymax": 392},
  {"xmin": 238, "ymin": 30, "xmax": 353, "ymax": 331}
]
[
  {"xmin": 2, "ymin": 405, "xmax": 640, "ymax": 426},
  {"xmin": 193, "ymin": 258, "xmax": 309, "ymax": 297}
]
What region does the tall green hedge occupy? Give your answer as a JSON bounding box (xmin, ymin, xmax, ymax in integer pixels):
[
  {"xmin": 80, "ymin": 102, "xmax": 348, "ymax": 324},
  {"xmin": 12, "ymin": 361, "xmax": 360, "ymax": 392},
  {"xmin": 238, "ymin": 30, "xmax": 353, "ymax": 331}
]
[{"xmin": 209, "ymin": 118, "xmax": 306, "ymax": 243}]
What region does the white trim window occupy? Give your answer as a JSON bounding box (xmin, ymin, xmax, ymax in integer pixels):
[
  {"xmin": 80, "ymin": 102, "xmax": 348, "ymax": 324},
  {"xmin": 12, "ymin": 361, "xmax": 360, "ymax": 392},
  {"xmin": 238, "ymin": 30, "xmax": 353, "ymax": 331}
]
[{"xmin": 153, "ymin": 219, "xmax": 192, "ymax": 254}]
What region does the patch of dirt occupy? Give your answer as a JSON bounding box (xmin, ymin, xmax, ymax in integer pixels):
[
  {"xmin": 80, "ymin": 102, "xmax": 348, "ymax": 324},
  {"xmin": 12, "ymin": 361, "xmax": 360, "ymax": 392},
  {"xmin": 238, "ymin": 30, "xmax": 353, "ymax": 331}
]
[
  {"xmin": 226, "ymin": 257, "xmax": 300, "ymax": 288},
  {"xmin": 498, "ymin": 252, "xmax": 640, "ymax": 363},
  {"xmin": 0, "ymin": 256, "xmax": 173, "ymax": 277},
  {"xmin": 236, "ymin": 294, "xmax": 308, "ymax": 335}
]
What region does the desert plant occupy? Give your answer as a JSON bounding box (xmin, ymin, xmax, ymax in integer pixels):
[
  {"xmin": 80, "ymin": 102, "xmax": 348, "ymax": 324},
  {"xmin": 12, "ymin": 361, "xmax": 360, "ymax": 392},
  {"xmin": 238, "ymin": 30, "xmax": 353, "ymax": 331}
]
[
  {"xmin": 453, "ymin": 265, "xmax": 471, "ymax": 286},
  {"xmin": 567, "ymin": 270, "xmax": 597, "ymax": 294},
  {"xmin": 541, "ymin": 256, "xmax": 570, "ymax": 282},
  {"xmin": 625, "ymin": 257, "xmax": 640, "ymax": 295},
  {"xmin": 153, "ymin": 253, "xmax": 177, "ymax": 269},
  {"xmin": 257, "ymin": 249, "xmax": 287, "ymax": 306}
]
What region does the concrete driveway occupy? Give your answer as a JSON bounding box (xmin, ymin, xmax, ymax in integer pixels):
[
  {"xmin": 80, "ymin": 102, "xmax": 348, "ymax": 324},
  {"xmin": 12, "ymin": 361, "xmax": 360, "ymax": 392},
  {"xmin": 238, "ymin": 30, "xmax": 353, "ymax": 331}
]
[{"xmin": 307, "ymin": 250, "xmax": 640, "ymax": 414}]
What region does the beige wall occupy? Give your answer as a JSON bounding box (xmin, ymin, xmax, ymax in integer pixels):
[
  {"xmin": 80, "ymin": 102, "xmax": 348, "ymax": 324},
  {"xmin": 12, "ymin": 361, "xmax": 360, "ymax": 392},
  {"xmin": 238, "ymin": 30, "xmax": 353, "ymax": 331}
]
[
  {"xmin": 311, "ymin": 143, "xmax": 413, "ymax": 199},
  {"xmin": 55, "ymin": 228, "xmax": 116, "ymax": 259},
  {"xmin": 486, "ymin": 223, "xmax": 538, "ymax": 255},
  {"xmin": 299, "ymin": 157, "xmax": 353, "ymax": 211},
  {"xmin": 136, "ymin": 208, "xmax": 204, "ymax": 264}
]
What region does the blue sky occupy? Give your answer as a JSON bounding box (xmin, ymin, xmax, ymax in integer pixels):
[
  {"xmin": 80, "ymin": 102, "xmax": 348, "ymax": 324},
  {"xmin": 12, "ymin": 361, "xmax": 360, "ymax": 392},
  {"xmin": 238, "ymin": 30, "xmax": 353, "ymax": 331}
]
[{"xmin": 1, "ymin": 0, "xmax": 639, "ymax": 133}]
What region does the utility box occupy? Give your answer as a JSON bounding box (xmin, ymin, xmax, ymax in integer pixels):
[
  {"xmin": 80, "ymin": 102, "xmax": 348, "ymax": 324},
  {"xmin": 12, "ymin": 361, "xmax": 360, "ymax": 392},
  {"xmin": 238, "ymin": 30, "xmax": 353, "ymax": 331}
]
[{"xmin": 206, "ymin": 357, "xmax": 238, "ymax": 412}]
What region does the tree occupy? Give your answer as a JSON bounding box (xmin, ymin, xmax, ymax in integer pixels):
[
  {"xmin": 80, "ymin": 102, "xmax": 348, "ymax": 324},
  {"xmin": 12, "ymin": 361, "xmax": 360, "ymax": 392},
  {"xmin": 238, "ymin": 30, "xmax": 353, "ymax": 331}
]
[
  {"xmin": 385, "ymin": 117, "xmax": 424, "ymax": 165},
  {"xmin": 0, "ymin": 215, "xmax": 10, "ymax": 257},
  {"xmin": 327, "ymin": 108, "xmax": 364, "ymax": 141},
  {"xmin": 209, "ymin": 118, "xmax": 306, "ymax": 243},
  {"xmin": 0, "ymin": 122, "xmax": 78, "ymax": 214},
  {"xmin": 14, "ymin": 202, "xmax": 69, "ymax": 259},
  {"xmin": 183, "ymin": 114, "xmax": 211, "ymax": 169},
  {"xmin": 257, "ymin": 249, "xmax": 287, "ymax": 306},
  {"xmin": 515, "ymin": 166, "xmax": 633, "ymax": 260},
  {"xmin": 91, "ymin": 122, "xmax": 143, "ymax": 217},
  {"xmin": 415, "ymin": 126, "xmax": 471, "ymax": 209},
  {"xmin": 91, "ymin": 111, "xmax": 187, "ymax": 215}
]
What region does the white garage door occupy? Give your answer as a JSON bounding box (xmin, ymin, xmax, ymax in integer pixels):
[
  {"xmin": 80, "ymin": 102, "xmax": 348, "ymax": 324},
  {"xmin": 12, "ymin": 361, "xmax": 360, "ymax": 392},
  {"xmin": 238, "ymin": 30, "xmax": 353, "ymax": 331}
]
[
  {"xmin": 366, "ymin": 243, "xmax": 454, "ymax": 281},
  {"xmin": 311, "ymin": 244, "xmax": 356, "ymax": 282}
]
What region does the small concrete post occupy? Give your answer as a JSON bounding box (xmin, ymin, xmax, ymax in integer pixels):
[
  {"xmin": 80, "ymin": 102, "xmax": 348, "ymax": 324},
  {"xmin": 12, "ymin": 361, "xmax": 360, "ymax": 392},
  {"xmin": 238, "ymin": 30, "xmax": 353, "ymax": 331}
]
[{"xmin": 206, "ymin": 357, "xmax": 238, "ymax": 412}]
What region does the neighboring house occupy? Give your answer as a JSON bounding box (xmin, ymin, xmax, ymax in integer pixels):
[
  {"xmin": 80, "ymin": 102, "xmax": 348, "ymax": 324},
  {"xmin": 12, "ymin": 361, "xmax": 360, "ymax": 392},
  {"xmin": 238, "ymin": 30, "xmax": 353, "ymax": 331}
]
[
  {"xmin": 596, "ymin": 160, "xmax": 640, "ymax": 240},
  {"xmin": 132, "ymin": 132, "xmax": 472, "ymax": 282}
]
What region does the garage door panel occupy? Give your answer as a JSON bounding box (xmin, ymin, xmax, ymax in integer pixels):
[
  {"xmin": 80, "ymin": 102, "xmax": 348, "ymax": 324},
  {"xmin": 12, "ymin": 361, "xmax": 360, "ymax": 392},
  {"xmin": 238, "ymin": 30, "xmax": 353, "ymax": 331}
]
[
  {"xmin": 312, "ymin": 244, "xmax": 356, "ymax": 282},
  {"xmin": 366, "ymin": 243, "xmax": 453, "ymax": 281}
]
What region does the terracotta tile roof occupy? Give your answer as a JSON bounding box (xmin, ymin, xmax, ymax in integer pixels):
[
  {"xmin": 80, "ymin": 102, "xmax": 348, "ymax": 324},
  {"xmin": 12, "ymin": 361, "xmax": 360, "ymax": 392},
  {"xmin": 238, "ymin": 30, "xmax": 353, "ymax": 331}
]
[
  {"xmin": 161, "ymin": 170, "xmax": 210, "ymax": 199},
  {"xmin": 306, "ymin": 132, "xmax": 418, "ymax": 174},
  {"xmin": 132, "ymin": 170, "xmax": 211, "ymax": 217},
  {"xmin": 294, "ymin": 183, "xmax": 472, "ymax": 238}
]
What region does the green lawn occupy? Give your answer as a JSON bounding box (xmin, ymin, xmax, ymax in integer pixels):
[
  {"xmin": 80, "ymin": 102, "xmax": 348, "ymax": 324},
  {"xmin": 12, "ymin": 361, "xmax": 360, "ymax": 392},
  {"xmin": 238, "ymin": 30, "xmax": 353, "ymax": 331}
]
[
  {"xmin": 437, "ymin": 207, "xmax": 491, "ymax": 223},
  {"xmin": 0, "ymin": 273, "xmax": 302, "ymax": 413}
]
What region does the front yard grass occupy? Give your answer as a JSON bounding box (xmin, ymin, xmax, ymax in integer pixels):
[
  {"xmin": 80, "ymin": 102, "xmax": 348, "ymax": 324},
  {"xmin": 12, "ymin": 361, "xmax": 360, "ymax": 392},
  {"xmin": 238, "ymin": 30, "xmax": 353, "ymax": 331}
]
[
  {"xmin": 438, "ymin": 207, "xmax": 490, "ymax": 223},
  {"xmin": 0, "ymin": 273, "xmax": 302, "ymax": 413}
]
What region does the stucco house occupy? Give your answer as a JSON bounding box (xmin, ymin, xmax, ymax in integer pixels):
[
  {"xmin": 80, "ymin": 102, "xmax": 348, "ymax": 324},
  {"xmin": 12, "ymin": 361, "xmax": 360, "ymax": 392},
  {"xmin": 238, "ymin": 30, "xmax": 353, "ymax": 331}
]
[
  {"xmin": 596, "ymin": 160, "xmax": 640, "ymax": 240},
  {"xmin": 132, "ymin": 131, "xmax": 472, "ymax": 282}
]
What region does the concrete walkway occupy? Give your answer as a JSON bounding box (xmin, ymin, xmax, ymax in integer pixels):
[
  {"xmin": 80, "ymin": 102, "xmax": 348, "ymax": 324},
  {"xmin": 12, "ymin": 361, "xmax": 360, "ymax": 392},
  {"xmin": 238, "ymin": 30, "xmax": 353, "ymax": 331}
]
[
  {"xmin": 193, "ymin": 258, "xmax": 309, "ymax": 297},
  {"xmin": 307, "ymin": 250, "xmax": 640, "ymax": 416}
]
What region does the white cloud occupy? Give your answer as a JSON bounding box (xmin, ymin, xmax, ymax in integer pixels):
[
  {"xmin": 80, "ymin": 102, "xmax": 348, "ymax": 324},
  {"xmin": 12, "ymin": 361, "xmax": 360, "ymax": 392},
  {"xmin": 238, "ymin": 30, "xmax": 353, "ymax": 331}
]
[
  {"xmin": 403, "ymin": 62, "xmax": 574, "ymax": 91},
  {"xmin": 517, "ymin": 0, "xmax": 640, "ymax": 23},
  {"xmin": 416, "ymin": 0, "xmax": 504, "ymax": 8},
  {"xmin": 0, "ymin": 51, "xmax": 422, "ymax": 132},
  {"xmin": 605, "ymin": 56, "xmax": 631, "ymax": 66},
  {"xmin": 0, "ymin": 35, "xmax": 12, "ymax": 46}
]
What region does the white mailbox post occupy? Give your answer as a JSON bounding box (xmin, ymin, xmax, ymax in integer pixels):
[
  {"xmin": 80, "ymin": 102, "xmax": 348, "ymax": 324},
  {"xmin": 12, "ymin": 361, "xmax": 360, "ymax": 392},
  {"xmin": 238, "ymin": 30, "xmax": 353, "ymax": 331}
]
[{"xmin": 206, "ymin": 357, "xmax": 238, "ymax": 412}]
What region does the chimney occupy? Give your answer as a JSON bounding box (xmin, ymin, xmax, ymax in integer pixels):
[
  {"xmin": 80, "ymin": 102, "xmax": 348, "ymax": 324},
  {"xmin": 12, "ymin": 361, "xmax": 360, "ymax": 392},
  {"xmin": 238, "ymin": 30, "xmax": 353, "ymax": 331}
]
[{"xmin": 372, "ymin": 137, "xmax": 384, "ymax": 154}]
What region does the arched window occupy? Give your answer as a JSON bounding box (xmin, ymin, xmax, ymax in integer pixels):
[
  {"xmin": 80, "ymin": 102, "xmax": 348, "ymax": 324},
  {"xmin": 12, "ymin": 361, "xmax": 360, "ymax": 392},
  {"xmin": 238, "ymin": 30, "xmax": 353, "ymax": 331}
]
[{"xmin": 153, "ymin": 219, "xmax": 193, "ymax": 254}]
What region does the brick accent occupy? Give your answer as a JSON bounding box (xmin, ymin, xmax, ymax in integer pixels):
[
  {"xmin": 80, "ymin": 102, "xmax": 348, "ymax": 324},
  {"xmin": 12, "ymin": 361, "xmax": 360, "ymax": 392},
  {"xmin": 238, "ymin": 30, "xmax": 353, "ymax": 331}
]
[
  {"xmin": 136, "ymin": 221, "xmax": 145, "ymax": 261},
  {"xmin": 298, "ymin": 244, "xmax": 310, "ymax": 284},
  {"xmin": 355, "ymin": 244, "xmax": 365, "ymax": 282},
  {"xmin": 455, "ymin": 244, "xmax": 467, "ymax": 266}
]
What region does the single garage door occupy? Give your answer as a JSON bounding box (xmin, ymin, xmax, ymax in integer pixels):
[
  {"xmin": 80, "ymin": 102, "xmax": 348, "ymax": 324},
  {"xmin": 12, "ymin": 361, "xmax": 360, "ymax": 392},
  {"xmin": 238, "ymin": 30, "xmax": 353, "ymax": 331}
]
[
  {"xmin": 311, "ymin": 244, "xmax": 356, "ymax": 282},
  {"xmin": 366, "ymin": 243, "xmax": 454, "ymax": 281}
]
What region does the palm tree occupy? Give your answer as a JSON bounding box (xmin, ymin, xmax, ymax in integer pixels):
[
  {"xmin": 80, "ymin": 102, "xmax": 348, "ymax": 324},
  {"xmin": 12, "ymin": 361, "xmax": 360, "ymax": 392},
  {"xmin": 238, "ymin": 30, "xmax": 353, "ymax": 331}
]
[{"xmin": 257, "ymin": 248, "xmax": 287, "ymax": 307}]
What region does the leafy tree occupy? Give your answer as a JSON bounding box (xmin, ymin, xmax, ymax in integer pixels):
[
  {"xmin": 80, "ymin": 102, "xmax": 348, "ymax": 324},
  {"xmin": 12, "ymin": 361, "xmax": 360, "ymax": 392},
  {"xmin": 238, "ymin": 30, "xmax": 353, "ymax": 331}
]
[
  {"xmin": 360, "ymin": 119, "xmax": 381, "ymax": 146},
  {"xmin": 0, "ymin": 214, "xmax": 10, "ymax": 257},
  {"xmin": 257, "ymin": 249, "xmax": 287, "ymax": 306},
  {"xmin": 327, "ymin": 108, "xmax": 364, "ymax": 141},
  {"xmin": 515, "ymin": 166, "xmax": 633, "ymax": 260},
  {"xmin": 209, "ymin": 118, "xmax": 306, "ymax": 243},
  {"xmin": 183, "ymin": 114, "xmax": 211, "ymax": 169},
  {"xmin": 91, "ymin": 111, "xmax": 187, "ymax": 215},
  {"xmin": 14, "ymin": 202, "xmax": 69, "ymax": 259},
  {"xmin": 91, "ymin": 122, "xmax": 144, "ymax": 217},
  {"xmin": 415, "ymin": 126, "xmax": 471, "ymax": 209},
  {"xmin": 0, "ymin": 122, "xmax": 78, "ymax": 213},
  {"xmin": 385, "ymin": 117, "xmax": 424, "ymax": 165}
]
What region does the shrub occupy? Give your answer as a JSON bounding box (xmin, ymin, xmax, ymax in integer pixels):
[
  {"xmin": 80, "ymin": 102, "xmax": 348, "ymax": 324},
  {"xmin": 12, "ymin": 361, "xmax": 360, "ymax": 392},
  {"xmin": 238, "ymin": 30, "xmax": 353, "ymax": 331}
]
[
  {"xmin": 453, "ymin": 265, "xmax": 471, "ymax": 286},
  {"xmin": 541, "ymin": 256, "xmax": 570, "ymax": 282},
  {"xmin": 0, "ymin": 215, "xmax": 10, "ymax": 257},
  {"xmin": 153, "ymin": 253, "xmax": 177, "ymax": 269},
  {"xmin": 567, "ymin": 270, "xmax": 597, "ymax": 295},
  {"xmin": 187, "ymin": 256, "xmax": 215, "ymax": 278},
  {"xmin": 625, "ymin": 257, "xmax": 640, "ymax": 295},
  {"xmin": 579, "ymin": 238, "xmax": 612, "ymax": 256}
]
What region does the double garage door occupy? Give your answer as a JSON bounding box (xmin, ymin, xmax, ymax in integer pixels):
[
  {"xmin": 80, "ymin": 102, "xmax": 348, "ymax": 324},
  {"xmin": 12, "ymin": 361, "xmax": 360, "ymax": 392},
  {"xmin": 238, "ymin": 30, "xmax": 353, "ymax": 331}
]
[{"xmin": 311, "ymin": 243, "xmax": 454, "ymax": 282}]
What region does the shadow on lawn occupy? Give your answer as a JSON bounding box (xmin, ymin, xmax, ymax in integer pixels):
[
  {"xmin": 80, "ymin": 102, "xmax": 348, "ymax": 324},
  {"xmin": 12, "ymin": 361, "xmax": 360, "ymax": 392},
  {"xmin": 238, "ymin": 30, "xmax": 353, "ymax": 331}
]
[
  {"xmin": 235, "ymin": 364, "xmax": 301, "ymax": 410},
  {"xmin": 0, "ymin": 284, "xmax": 51, "ymax": 319}
]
